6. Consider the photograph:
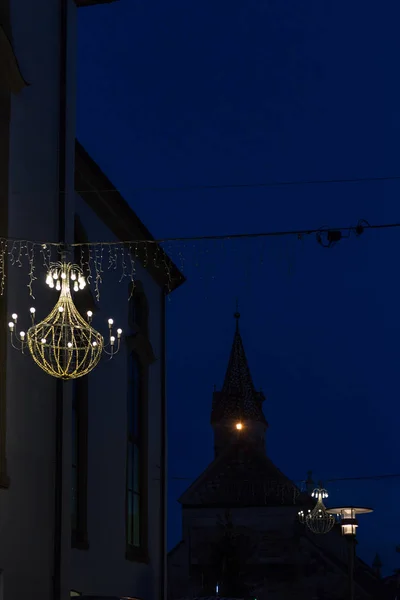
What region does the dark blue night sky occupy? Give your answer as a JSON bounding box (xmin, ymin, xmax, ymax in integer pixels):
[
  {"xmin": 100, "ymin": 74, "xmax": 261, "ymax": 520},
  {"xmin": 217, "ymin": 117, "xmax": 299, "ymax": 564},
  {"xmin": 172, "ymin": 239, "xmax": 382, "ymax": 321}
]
[{"xmin": 77, "ymin": 1, "xmax": 400, "ymax": 575}]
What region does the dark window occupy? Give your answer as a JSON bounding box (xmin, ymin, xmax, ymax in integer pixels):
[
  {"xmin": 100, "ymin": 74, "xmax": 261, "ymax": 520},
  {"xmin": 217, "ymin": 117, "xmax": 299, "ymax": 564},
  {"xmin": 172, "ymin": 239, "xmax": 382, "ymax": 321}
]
[
  {"xmin": 126, "ymin": 353, "xmax": 142, "ymax": 549},
  {"xmin": 71, "ymin": 376, "xmax": 89, "ymax": 549},
  {"xmin": 125, "ymin": 283, "xmax": 150, "ymax": 563},
  {"xmin": 128, "ymin": 281, "xmax": 149, "ymax": 337},
  {"xmin": 134, "ymin": 295, "xmax": 145, "ymax": 332}
]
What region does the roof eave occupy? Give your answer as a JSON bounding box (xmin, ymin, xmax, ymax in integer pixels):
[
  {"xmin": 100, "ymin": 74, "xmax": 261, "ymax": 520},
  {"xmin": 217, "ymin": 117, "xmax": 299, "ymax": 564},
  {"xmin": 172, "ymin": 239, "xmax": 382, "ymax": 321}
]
[
  {"xmin": 74, "ymin": 140, "xmax": 185, "ymax": 294},
  {"xmin": 75, "ymin": 0, "xmax": 119, "ymax": 7}
]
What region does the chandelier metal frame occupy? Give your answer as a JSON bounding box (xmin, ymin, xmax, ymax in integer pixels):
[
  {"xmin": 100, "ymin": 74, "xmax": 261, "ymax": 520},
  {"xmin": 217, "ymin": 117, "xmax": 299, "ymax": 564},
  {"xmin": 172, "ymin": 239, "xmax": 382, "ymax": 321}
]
[
  {"xmin": 298, "ymin": 487, "xmax": 336, "ymax": 535},
  {"xmin": 8, "ymin": 261, "xmax": 122, "ymax": 380}
]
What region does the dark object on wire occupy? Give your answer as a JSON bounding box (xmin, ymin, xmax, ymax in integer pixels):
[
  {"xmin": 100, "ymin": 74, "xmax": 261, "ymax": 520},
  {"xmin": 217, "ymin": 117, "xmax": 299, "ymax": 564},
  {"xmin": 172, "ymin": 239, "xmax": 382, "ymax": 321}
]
[{"xmin": 316, "ymin": 219, "xmax": 368, "ymax": 248}]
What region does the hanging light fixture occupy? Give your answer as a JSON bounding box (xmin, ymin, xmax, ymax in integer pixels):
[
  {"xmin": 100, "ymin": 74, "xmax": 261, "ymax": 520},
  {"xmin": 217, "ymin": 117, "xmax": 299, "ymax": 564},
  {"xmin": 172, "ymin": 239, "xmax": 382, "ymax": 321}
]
[
  {"xmin": 298, "ymin": 486, "xmax": 336, "ymax": 535},
  {"xmin": 8, "ymin": 261, "xmax": 122, "ymax": 380}
]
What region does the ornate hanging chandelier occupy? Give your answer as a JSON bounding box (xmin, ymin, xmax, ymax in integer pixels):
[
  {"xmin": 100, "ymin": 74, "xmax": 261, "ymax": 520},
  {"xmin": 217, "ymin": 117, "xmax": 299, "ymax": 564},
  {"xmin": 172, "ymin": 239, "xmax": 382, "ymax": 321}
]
[
  {"xmin": 298, "ymin": 487, "xmax": 336, "ymax": 535},
  {"xmin": 8, "ymin": 261, "xmax": 122, "ymax": 380}
]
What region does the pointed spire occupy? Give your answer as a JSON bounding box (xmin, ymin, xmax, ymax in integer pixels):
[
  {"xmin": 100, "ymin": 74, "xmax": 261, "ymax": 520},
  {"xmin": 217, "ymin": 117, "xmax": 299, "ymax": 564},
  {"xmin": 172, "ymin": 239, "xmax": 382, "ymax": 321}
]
[
  {"xmin": 211, "ymin": 310, "xmax": 267, "ymax": 425},
  {"xmin": 234, "ymin": 298, "xmax": 240, "ymax": 332},
  {"xmin": 373, "ymin": 553, "xmax": 382, "ymax": 578}
]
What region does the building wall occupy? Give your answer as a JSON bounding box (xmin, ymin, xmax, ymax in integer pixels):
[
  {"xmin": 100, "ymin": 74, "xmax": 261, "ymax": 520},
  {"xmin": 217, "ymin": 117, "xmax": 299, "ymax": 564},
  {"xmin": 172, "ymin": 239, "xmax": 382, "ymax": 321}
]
[
  {"xmin": 71, "ymin": 194, "xmax": 164, "ymax": 599},
  {"xmin": 0, "ymin": 0, "xmax": 166, "ymax": 597},
  {"xmin": 0, "ymin": 0, "xmax": 77, "ymax": 598},
  {"xmin": 168, "ymin": 504, "xmax": 358, "ymax": 598}
]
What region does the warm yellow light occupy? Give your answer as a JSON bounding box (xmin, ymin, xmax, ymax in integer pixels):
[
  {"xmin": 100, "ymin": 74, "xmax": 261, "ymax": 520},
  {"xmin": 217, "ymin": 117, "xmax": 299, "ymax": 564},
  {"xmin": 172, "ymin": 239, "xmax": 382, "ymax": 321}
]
[
  {"xmin": 342, "ymin": 524, "xmax": 358, "ymax": 535},
  {"xmin": 8, "ymin": 261, "xmax": 122, "ymax": 380},
  {"xmin": 27, "ymin": 262, "xmax": 104, "ymax": 379},
  {"xmin": 236, "ymin": 422, "xmax": 243, "ymax": 430}
]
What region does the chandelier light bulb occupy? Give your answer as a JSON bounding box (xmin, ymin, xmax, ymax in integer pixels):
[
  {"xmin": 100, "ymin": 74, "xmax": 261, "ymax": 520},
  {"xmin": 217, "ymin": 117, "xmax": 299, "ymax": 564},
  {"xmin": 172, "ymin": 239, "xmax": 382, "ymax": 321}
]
[
  {"xmin": 108, "ymin": 318, "xmax": 113, "ymax": 326},
  {"xmin": 92, "ymin": 341, "xmax": 97, "ymax": 347},
  {"xmin": 20, "ymin": 331, "xmax": 25, "ymax": 339},
  {"xmin": 53, "ymin": 271, "xmax": 58, "ymax": 280},
  {"xmin": 67, "ymin": 342, "xmax": 72, "ymax": 348},
  {"xmin": 73, "ymin": 281, "xmax": 79, "ymax": 292},
  {"xmin": 110, "ymin": 336, "xmax": 115, "ymax": 344},
  {"xmin": 41, "ymin": 338, "xmax": 46, "ymax": 344},
  {"xmin": 56, "ymin": 280, "xmax": 61, "ymax": 291},
  {"xmin": 12, "ymin": 313, "xmax": 17, "ymax": 321},
  {"xmin": 30, "ymin": 307, "xmax": 36, "ymax": 314},
  {"xmin": 71, "ymin": 272, "xmax": 76, "ymax": 281},
  {"xmin": 58, "ymin": 306, "xmax": 64, "ymax": 312},
  {"xmin": 8, "ymin": 322, "xmax": 14, "ymax": 330},
  {"xmin": 87, "ymin": 311, "xmax": 93, "ymax": 318},
  {"xmin": 61, "ymin": 272, "xmax": 66, "ymax": 280},
  {"xmin": 117, "ymin": 328, "xmax": 122, "ymax": 336}
]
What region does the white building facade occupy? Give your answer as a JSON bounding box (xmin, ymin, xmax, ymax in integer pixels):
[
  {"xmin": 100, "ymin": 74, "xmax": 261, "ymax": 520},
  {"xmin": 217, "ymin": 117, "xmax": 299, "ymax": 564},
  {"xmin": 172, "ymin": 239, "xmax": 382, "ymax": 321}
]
[{"xmin": 0, "ymin": 1, "xmax": 184, "ymax": 598}]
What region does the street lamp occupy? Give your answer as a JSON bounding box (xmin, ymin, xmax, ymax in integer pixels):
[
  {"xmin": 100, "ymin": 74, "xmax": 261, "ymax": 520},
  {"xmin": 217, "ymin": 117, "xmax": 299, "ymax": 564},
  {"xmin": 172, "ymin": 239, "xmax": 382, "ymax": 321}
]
[{"xmin": 327, "ymin": 506, "xmax": 373, "ymax": 600}]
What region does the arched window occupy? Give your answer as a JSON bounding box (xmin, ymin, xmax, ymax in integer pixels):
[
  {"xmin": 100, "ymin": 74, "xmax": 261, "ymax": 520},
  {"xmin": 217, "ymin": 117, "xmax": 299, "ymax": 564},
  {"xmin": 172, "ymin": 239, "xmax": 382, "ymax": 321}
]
[
  {"xmin": 128, "ymin": 281, "xmax": 149, "ymax": 337},
  {"xmin": 125, "ymin": 281, "xmax": 150, "ymax": 562}
]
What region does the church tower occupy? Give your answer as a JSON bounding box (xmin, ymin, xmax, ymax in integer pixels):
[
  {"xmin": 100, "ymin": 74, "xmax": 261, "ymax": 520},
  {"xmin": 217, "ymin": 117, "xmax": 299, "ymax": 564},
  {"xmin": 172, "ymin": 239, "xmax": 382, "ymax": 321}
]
[{"xmin": 211, "ymin": 312, "xmax": 268, "ymax": 457}]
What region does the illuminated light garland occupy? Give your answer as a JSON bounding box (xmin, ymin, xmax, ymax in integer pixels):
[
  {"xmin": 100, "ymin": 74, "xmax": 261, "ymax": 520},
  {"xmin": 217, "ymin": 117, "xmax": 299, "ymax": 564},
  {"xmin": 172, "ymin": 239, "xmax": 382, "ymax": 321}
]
[
  {"xmin": 8, "ymin": 261, "xmax": 122, "ymax": 380},
  {"xmin": 0, "ymin": 217, "xmax": 395, "ymax": 299},
  {"xmin": 298, "ymin": 487, "xmax": 336, "ymax": 535}
]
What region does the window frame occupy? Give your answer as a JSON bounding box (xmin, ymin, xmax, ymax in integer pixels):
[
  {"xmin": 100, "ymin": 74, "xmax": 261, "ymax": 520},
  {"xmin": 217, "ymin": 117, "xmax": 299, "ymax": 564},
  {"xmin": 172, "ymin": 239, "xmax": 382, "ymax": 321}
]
[
  {"xmin": 128, "ymin": 281, "xmax": 149, "ymax": 338},
  {"xmin": 125, "ymin": 282, "xmax": 153, "ymax": 563},
  {"xmin": 125, "ymin": 344, "xmax": 149, "ymax": 563}
]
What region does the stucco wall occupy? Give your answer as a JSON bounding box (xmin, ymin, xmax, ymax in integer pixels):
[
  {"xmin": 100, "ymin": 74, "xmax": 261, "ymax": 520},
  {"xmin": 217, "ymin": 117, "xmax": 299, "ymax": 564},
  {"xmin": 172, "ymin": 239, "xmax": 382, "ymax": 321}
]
[
  {"xmin": 0, "ymin": 0, "xmax": 165, "ymax": 596},
  {"xmin": 71, "ymin": 194, "xmax": 164, "ymax": 599},
  {"xmin": 0, "ymin": 0, "xmax": 77, "ymax": 598}
]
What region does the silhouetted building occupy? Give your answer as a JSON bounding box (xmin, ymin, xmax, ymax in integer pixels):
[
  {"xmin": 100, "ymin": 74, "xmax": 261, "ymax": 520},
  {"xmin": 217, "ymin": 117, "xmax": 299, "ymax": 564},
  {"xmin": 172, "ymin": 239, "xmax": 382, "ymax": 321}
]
[{"xmin": 168, "ymin": 314, "xmax": 382, "ymax": 600}]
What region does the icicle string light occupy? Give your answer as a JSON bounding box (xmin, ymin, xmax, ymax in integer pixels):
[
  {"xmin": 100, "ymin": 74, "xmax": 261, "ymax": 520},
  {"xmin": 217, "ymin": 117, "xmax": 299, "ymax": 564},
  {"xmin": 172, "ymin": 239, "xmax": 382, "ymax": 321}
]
[
  {"xmin": 119, "ymin": 246, "xmax": 127, "ymax": 283},
  {"xmin": 0, "ymin": 217, "xmax": 385, "ymax": 299},
  {"xmin": 27, "ymin": 242, "xmax": 37, "ymax": 299}
]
